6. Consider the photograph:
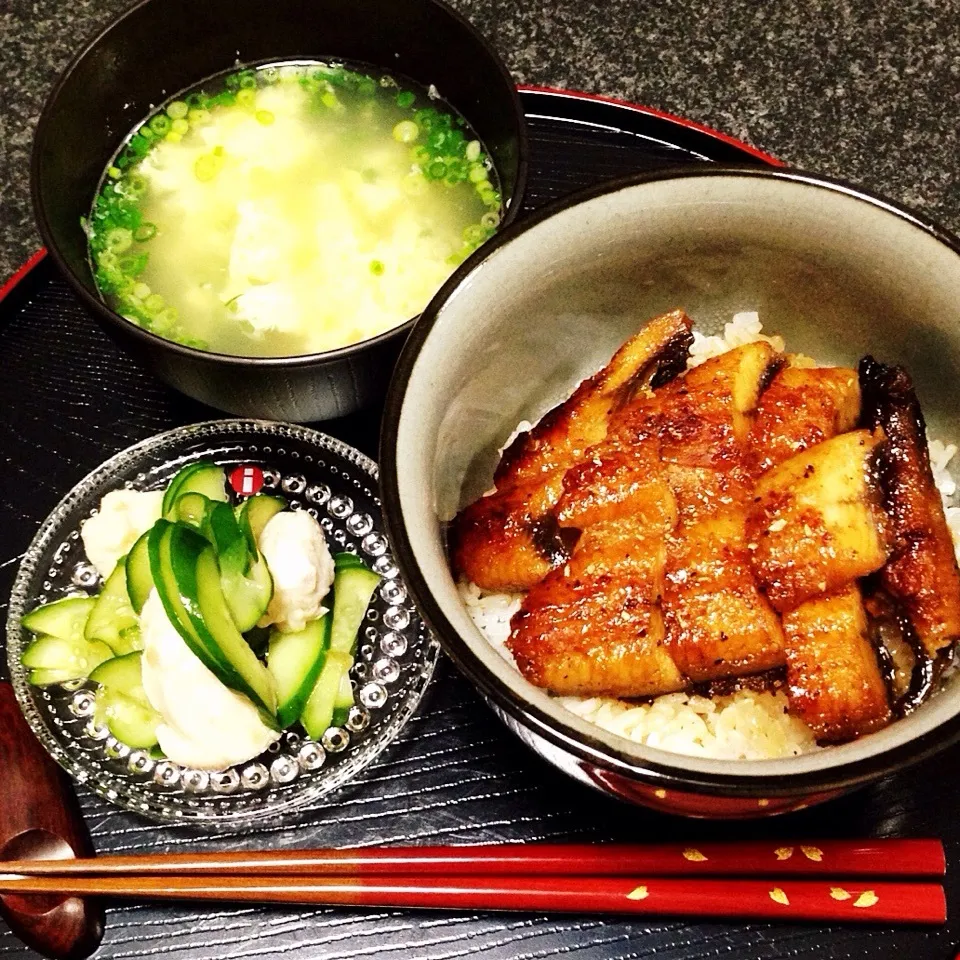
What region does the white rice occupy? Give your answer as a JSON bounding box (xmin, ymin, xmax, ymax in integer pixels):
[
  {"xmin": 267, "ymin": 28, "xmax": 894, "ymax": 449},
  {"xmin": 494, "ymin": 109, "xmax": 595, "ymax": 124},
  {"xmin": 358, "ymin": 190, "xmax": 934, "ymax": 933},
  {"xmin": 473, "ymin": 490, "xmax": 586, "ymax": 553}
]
[{"xmin": 460, "ymin": 314, "xmax": 960, "ymax": 761}]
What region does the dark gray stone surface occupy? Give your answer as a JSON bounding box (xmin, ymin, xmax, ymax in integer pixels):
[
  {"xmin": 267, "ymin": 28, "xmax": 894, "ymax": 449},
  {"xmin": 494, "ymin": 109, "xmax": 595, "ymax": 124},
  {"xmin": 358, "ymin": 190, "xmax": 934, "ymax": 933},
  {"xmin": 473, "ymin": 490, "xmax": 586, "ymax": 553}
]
[{"xmin": 2, "ymin": 0, "xmax": 960, "ymax": 282}]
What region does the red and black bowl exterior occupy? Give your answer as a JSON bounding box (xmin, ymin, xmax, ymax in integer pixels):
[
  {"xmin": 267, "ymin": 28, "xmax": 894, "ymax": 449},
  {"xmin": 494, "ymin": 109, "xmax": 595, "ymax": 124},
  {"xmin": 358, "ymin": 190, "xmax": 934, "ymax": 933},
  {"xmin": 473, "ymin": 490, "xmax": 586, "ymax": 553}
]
[
  {"xmin": 31, "ymin": 0, "xmax": 528, "ymax": 422},
  {"xmin": 379, "ymin": 165, "xmax": 960, "ymax": 818}
]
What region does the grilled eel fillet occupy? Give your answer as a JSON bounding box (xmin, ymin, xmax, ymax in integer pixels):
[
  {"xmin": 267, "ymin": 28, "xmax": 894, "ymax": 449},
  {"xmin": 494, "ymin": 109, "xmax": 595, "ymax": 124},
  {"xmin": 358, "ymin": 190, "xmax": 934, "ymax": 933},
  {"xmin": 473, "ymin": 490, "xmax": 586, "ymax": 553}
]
[
  {"xmin": 510, "ymin": 343, "xmax": 786, "ymax": 696},
  {"xmin": 474, "ymin": 317, "xmax": 897, "ymax": 740},
  {"xmin": 508, "ymin": 516, "xmax": 684, "ymax": 697},
  {"xmin": 782, "ymin": 585, "xmax": 891, "ymax": 740},
  {"xmin": 859, "ymin": 356, "xmax": 960, "ymax": 656},
  {"xmin": 746, "ymin": 429, "xmax": 890, "ymax": 612},
  {"xmin": 745, "ymin": 365, "xmax": 861, "ymax": 476},
  {"xmin": 450, "ymin": 310, "xmax": 694, "ymax": 591},
  {"xmin": 556, "ymin": 340, "xmax": 778, "ymax": 531}
]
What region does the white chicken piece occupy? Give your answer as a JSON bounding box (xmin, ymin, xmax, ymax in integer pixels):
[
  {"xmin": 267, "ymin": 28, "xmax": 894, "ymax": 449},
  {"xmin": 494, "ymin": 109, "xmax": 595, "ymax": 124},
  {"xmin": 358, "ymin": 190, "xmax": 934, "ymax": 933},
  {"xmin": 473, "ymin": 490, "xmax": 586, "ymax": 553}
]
[
  {"xmin": 81, "ymin": 489, "xmax": 164, "ymax": 578},
  {"xmin": 257, "ymin": 510, "xmax": 335, "ymax": 632},
  {"xmin": 139, "ymin": 591, "xmax": 280, "ymax": 770}
]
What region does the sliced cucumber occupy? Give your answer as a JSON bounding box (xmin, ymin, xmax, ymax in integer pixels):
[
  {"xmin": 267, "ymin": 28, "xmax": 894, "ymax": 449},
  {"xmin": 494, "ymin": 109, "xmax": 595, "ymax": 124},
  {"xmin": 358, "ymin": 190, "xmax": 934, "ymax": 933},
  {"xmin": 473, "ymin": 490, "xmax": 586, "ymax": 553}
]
[
  {"xmin": 221, "ymin": 555, "xmax": 273, "ymax": 633},
  {"xmin": 333, "ymin": 551, "xmax": 365, "ymax": 570},
  {"xmin": 238, "ymin": 495, "xmax": 286, "ymax": 557},
  {"xmin": 29, "ymin": 667, "xmax": 84, "ymax": 686},
  {"xmin": 267, "ymin": 615, "xmax": 331, "ymax": 728},
  {"xmin": 193, "ymin": 545, "xmax": 278, "ymax": 720},
  {"xmin": 176, "ymin": 491, "xmax": 214, "ymax": 531},
  {"xmin": 21, "ymin": 633, "xmax": 113, "ymax": 680},
  {"xmin": 300, "ymin": 651, "xmax": 352, "ymax": 740},
  {"xmin": 162, "ymin": 462, "xmax": 227, "ymax": 519},
  {"xmin": 95, "ymin": 688, "xmax": 160, "ymax": 748},
  {"xmin": 21, "ymin": 596, "xmax": 95, "ymax": 641},
  {"xmin": 89, "ymin": 651, "xmax": 150, "ymax": 705},
  {"xmin": 125, "ymin": 530, "xmax": 153, "ymax": 614},
  {"xmin": 85, "ymin": 561, "xmax": 141, "ymax": 655},
  {"xmin": 149, "ymin": 520, "xmax": 231, "ymax": 681},
  {"xmin": 331, "ymin": 668, "xmax": 355, "ymax": 727},
  {"xmin": 330, "ymin": 561, "xmax": 381, "ymax": 655},
  {"xmin": 206, "ymin": 502, "xmax": 273, "ymax": 631}
]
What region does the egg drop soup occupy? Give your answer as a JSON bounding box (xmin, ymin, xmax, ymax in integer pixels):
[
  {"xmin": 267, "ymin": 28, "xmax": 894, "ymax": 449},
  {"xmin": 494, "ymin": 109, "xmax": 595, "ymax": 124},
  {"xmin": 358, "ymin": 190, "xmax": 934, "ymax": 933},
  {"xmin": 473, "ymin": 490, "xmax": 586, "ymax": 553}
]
[{"xmin": 87, "ymin": 62, "xmax": 503, "ymax": 357}]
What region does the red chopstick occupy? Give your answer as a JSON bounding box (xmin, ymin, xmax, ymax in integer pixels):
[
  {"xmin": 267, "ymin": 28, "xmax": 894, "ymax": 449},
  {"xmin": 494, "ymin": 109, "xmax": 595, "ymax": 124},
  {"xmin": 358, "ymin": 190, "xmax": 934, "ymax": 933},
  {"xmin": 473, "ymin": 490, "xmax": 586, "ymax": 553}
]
[
  {"xmin": 0, "ymin": 872, "xmax": 945, "ymax": 924},
  {"xmin": 0, "ymin": 839, "xmax": 944, "ymax": 878}
]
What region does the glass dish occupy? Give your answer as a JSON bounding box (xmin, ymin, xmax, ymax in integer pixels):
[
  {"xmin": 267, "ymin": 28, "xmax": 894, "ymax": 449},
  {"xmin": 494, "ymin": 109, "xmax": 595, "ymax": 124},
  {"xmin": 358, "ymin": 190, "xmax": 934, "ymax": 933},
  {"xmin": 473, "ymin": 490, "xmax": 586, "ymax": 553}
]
[{"xmin": 6, "ymin": 420, "xmax": 439, "ymax": 827}]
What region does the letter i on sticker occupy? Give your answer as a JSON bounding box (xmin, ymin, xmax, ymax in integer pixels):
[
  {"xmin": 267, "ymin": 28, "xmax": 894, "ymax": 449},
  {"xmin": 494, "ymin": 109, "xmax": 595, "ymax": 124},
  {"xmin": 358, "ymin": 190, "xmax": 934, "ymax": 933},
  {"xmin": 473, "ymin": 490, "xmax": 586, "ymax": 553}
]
[{"xmin": 230, "ymin": 465, "xmax": 264, "ymax": 496}]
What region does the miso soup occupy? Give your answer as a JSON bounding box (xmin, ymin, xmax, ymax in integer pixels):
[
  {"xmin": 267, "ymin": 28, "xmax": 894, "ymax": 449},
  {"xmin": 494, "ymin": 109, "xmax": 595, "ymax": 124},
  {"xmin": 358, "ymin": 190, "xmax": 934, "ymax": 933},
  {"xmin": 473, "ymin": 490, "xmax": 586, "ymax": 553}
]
[{"xmin": 87, "ymin": 62, "xmax": 503, "ymax": 357}]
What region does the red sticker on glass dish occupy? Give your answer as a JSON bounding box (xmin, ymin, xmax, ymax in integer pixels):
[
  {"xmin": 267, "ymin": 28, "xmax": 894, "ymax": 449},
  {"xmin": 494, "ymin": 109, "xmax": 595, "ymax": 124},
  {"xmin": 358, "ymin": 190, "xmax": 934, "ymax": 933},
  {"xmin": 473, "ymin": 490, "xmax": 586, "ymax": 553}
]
[{"xmin": 229, "ymin": 465, "xmax": 264, "ymax": 496}]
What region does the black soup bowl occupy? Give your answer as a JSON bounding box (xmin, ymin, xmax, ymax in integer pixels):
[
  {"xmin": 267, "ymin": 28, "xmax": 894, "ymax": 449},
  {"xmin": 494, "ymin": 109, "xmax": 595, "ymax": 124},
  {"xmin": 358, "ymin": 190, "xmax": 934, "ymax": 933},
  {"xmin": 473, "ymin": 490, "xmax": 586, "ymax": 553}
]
[{"xmin": 33, "ymin": 0, "xmax": 528, "ymax": 422}]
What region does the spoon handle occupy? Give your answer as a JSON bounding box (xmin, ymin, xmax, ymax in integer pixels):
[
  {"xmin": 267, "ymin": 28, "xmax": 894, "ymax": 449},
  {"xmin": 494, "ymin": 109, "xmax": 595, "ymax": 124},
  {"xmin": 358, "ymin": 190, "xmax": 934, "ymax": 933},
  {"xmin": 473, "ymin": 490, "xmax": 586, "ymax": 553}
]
[{"xmin": 0, "ymin": 681, "xmax": 104, "ymax": 959}]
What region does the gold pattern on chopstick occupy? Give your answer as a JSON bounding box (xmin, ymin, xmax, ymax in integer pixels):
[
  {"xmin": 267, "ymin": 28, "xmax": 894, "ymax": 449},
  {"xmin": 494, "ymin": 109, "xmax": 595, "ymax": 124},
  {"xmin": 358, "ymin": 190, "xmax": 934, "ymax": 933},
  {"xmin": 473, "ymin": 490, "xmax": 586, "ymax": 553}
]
[
  {"xmin": 801, "ymin": 845, "xmax": 823, "ymax": 862},
  {"xmin": 757, "ymin": 799, "xmax": 770, "ymax": 808},
  {"xmin": 654, "ymin": 789, "xmax": 667, "ymax": 799},
  {"xmin": 853, "ymin": 891, "xmax": 879, "ymax": 908},
  {"xmin": 769, "ymin": 887, "xmax": 790, "ymax": 906},
  {"xmin": 682, "ymin": 849, "xmax": 708, "ymax": 862},
  {"xmin": 626, "ymin": 886, "xmax": 649, "ymax": 900},
  {"xmin": 830, "ymin": 887, "xmax": 851, "ymax": 901},
  {"xmin": 774, "ymin": 847, "xmax": 794, "ymax": 860}
]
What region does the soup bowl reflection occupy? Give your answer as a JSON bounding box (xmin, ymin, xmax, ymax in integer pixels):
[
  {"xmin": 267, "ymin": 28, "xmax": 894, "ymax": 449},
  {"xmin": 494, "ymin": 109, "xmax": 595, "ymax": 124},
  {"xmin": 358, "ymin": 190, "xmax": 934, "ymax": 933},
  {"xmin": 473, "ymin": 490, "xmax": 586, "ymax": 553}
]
[
  {"xmin": 32, "ymin": 0, "xmax": 527, "ymax": 421},
  {"xmin": 380, "ymin": 167, "xmax": 960, "ymax": 818}
]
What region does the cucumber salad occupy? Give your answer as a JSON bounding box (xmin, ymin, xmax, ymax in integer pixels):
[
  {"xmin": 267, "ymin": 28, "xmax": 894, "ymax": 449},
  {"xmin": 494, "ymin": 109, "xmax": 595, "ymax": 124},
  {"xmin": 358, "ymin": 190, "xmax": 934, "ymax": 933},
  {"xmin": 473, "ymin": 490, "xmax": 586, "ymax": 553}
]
[{"xmin": 19, "ymin": 462, "xmax": 381, "ymax": 771}]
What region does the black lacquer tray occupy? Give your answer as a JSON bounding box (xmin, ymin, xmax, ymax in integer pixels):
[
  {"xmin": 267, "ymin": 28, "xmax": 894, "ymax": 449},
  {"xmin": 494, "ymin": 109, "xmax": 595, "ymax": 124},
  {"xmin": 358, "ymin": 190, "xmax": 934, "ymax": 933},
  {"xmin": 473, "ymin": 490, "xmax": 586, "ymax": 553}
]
[{"xmin": 0, "ymin": 89, "xmax": 955, "ymax": 960}]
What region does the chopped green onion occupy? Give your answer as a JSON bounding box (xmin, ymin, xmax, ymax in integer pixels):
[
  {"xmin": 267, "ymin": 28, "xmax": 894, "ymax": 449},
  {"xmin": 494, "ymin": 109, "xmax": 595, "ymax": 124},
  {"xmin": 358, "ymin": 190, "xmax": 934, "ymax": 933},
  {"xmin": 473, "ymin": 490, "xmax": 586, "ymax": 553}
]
[
  {"xmin": 124, "ymin": 172, "xmax": 148, "ymax": 196},
  {"xmin": 107, "ymin": 165, "xmax": 121, "ymax": 179},
  {"xmin": 369, "ymin": 259, "xmax": 385, "ymax": 275},
  {"xmin": 427, "ymin": 160, "xmax": 446, "ymax": 180},
  {"xmin": 118, "ymin": 253, "xmax": 148, "ymax": 277},
  {"xmin": 149, "ymin": 114, "xmax": 172, "ymax": 136},
  {"xmin": 138, "ymin": 125, "xmax": 155, "ymax": 141},
  {"xmin": 462, "ymin": 224, "xmax": 487, "ymax": 246},
  {"xmin": 165, "ymin": 131, "xmax": 182, "ymax": 143},
  {"xmin": 465, "ymin": 140, "xmax": 481, "ymax": 161},
  {"xmin": 396, "ymin": 90, "xmax": 416, "ymax": 108},
  {"xmin": 239, "ymin": 72, "xmax": 257, "ymax": 89},
  {"xmin": 171, "ymin": 118, "xmax": 189, "ymax": 135},
  {"xmin": 255, "ymin": 109, "xmax": 275, "ymax": 125},
  {"xmin": 321, "ymin": 91, "xmax": 339, "ymax": 109},
  {"xmin": 411, "ymin": 146, "xmax": 431, "ymax": 166},
  {"xmin": 132, "ymin": 282, "xmax": 151, "ymax": 300},
  {"xmin": 128, "ymin": 135, "xmax": 150, "ymax": 156},
  {"xmin": 143, "ymin": 293, "xmax": 165, "ymax": 314},
  {"xmin": 392, "ymin": 120, "xmax": 419, "ymax": 143},
  {"xmin": 236, "ymin": 88, "xmax": 256, "ymax": 108},
  {"xmin": 480, "ymin": 211, "xmax": 500, "ymax": 229},
  {"xmin": 166, "ymin": 100, "xmax": 189, "ymax": 120},
  {"xmin": 153, "ymin": 307, "xmax": 178, "ymax": 332},
  {"xmin": 468, "ymin": 163, "xmax": 489, "ymax": 183},
  {"xmin": 134, "ymin": 222, "xmax": 157, "ymax": 242},
  {"xmin": 105, "ymin": 228, "xmax": 133, "ymax": 253},
  {"xmin": 188, "ymin": 108, "xmax": 212, "ymax": 125}
]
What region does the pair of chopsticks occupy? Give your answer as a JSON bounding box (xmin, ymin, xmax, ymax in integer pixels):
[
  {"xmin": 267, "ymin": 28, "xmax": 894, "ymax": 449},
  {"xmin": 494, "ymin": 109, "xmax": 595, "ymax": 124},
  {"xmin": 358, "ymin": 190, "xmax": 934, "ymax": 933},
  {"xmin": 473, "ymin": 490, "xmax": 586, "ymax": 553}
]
[{"xmin": 0, "ymin": 840, "xmax": 946, "ymax": 924}]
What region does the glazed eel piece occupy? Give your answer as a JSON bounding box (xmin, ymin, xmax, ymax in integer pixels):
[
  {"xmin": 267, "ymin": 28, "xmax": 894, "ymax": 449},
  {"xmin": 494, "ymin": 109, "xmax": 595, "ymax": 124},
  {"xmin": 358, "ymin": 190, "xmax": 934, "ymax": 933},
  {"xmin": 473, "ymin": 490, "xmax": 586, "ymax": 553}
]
[
  {"xmin": 859, "ymin": 356, "xmax": 960, "ymax": 657},
  {"xmin": 509, "ymin": 343, "xmax": 786, "ymax": 696},
  {"xmin": 449, "ymin": 310, "xmax": 693, "ymax": 592}
]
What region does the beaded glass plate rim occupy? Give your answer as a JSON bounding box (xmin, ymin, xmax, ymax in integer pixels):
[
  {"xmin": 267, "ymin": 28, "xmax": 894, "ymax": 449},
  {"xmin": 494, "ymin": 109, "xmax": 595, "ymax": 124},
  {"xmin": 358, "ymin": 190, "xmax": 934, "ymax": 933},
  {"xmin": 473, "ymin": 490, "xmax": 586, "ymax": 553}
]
[{"xmin": 5, "ymin": 418, "xmax": 440, "ymax": 827}]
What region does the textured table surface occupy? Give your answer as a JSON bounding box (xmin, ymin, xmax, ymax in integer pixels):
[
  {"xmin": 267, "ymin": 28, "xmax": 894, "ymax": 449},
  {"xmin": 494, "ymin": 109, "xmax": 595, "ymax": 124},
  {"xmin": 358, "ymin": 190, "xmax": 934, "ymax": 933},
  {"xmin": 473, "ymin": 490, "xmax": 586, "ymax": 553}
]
[
  {"xmin": 2, "ymin": 3, "xmax": 960, "ymax": 960},
  {"xmin": 3, "ymin": 0, "xmax": 960, "ymax": 280}
]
